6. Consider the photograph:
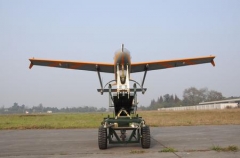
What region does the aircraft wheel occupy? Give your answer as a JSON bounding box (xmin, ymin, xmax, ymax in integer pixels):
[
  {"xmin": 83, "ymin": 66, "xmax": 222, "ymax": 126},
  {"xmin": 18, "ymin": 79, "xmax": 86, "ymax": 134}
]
[
  {"xmin": 98, "ymin": 126, "xmax": 107, "ymax": 149},
  {"xmin": 141, "ymin": 126, "xmax": 151, "ymax": 148}
]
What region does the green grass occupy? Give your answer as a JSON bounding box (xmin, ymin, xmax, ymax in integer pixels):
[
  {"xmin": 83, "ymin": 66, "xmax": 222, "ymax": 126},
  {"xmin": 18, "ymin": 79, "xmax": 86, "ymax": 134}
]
[
  {"xmin": 0, "ymin": 113, "xmax": 108, "ymax": 129},
  {"xmin": 211, "ymin": 145, "xmax": 239, "ymax": 152},
  {"xmin": 211, "ymin": 145, "xmax": 222, "ymax": 151},
  {"xmin": 130, "ymin": 150, "xmax": 145, "ymax": 154},
  {"xmin": 160, "ymin": 145, "xmax": 239, "ymax": 153},
  {"xmin": 138, "ymin": 109, "xmax": 240, "ymax": 127},
  {"xmin": 0, "ymin": 109, "xmax": 240, "ymax": 130},
  {"xmin": 160, "ymin": 147, "xmax": 178, "ymax": 152}
]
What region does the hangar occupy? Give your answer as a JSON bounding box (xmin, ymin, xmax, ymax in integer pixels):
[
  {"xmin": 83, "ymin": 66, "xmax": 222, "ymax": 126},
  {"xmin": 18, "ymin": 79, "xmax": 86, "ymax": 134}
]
[
  {"xmin": 199, "ymin": 98, "xmax": 240, "ymax": 105},
  {"xmin": 158, "ymin": 98, "xmax": 240, "ymax": 111}
]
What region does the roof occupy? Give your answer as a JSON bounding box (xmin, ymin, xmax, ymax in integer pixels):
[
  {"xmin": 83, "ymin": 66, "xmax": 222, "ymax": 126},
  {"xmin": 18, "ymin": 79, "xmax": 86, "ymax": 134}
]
[{"xmin": 199, "ymin": 98, "xmax": 240, "ymax": 105}]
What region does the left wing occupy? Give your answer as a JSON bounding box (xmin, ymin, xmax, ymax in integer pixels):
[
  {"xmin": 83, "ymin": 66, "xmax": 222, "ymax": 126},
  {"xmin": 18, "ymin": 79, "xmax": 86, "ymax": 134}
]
[
  {"xmin": 29, "ymin": 58, "xmax": 114, "ymax": 73},
  {"xmin": 131, "ymin": 56, "xmax": 215, "ymax": 73}
]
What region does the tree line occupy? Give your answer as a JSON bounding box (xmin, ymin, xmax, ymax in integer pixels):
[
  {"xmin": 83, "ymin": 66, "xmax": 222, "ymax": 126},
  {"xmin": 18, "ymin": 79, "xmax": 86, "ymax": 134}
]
[
  {"xmin": 0, "ymin": 103, "xmax": 107, "ymax": 114},
  {"xmin": 139, "ymin": 87, "xmax": 237, "ymax": 110},
  {"xmin": 1, "ymin": 87, "xmax": 238, "ymax": 114}
]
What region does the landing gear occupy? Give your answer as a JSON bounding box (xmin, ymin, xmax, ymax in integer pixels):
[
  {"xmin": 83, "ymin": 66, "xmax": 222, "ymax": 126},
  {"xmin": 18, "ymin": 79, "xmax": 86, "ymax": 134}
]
[
  {"xmin": 98, "ymin": 126, "xmax": 107, "ymax": 149},
  {"xmin": 141, "ymin": 126, "xmax": 151, "ymax": 148},
  {"xmin": 98, "ymin": 109, "xmax": 151, "ymax": 150}
]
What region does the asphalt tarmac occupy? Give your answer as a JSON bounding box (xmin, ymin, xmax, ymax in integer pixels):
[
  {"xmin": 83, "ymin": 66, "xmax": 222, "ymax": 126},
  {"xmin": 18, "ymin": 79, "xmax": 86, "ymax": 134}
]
[{"xmin": 0, "ymin": 125, "xmax": 239, "ymax": 158}]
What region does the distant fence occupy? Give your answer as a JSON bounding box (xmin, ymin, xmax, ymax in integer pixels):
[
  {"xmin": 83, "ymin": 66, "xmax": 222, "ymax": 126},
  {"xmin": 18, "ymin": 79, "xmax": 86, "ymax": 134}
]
[{"xmin": 158, "ymin": 103, "xmax": 238, "ymax": 111}]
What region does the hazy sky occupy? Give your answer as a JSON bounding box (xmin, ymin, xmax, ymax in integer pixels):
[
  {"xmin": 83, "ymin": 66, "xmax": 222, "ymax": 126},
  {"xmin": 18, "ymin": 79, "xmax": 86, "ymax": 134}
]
[{"xmin": 1, "ymin": 0, "xmax": 240, "ymax": 108}]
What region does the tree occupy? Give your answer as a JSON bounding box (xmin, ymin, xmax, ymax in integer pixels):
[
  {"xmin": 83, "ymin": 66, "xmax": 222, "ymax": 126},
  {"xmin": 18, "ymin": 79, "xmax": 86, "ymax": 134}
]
[
  {"xmin": 174, "ymin": 94, "xmax": 180, "ymax": 103},
  {"xmin": 150, "ymin": 99, "xmax": 156, "ymax": 106},
  {"xmin": 207, "ymin": 90, "xmax": 224, "ymax": 101},
  {"xmin": 163, "ymin": 94, "xmax": 170, "ymax": 102},
  {"xmin": 169, "ymin": 94, "xmax": 174, "ymax": 104},
  {"xmin": 182, "ymin": 87, "xmax": 207, "ymax": 106},
  {"xmin": 98, "ymin": 107, "xmax": 107, "ymax": 112},
  {"xmin": 0, "ymin": 105, "xmax": 4, "ymax": 113},
  {"xmin": 38, "ymin": 103, "xmax": 43, "ymax": 113},
  {"xmin": 182, "ymin": 87, "xmax": 224, "ymax": 106},
  {"xmin": 159, "ymin": 96, "xmax": 163, "ymax": 103},
  {"xmin": 11, "ymin": 102, "xmax": 20, "ymax": 113}
]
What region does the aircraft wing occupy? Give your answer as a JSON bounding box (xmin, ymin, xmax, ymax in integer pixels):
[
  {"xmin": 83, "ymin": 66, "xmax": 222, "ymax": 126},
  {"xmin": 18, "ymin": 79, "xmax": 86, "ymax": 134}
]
[
  {"xmin": 29, "ymin": 58, "xmax": 114, "ymax": 73},
  {"xmin": 131, "ymin": 56, "xmax": 215, "ymax": 73}
]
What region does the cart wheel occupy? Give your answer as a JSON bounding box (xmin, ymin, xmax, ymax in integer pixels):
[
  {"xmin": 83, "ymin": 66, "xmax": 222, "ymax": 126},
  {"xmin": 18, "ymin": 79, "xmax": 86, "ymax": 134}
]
[
  {"xmin": 98, "ymin": 126, "xmax": 107, "ymax": 149},
  {"xmin": 141, "ymin": 126, "xmax": 150, "ymax": 148}
]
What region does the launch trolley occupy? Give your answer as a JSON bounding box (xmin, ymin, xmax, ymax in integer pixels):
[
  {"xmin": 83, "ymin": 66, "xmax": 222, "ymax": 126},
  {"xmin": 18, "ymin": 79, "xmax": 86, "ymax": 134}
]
[{"xmin": 97, "ymin": 83, "xmax": 151, "ymax": 149}]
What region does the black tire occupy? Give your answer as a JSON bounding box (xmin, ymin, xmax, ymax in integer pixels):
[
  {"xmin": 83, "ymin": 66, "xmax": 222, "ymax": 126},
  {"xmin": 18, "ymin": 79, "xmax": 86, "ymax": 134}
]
[
  {"xmin": 141, "ymin": 126, "xmax": 151, "ymax": 149},
  {"xmin": 98, "ymin": 126, "xmax": 107, "ymax": 149}
]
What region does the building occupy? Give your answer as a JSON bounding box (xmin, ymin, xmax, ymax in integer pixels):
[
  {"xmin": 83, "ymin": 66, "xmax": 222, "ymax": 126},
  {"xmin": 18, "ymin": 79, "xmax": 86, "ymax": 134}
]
[
  {"xmin": 158, "ymin": 98, "xmax": 240, "ymax": 111},
  {"xmin": 199, "ymin": 98, "xmax": 240, "ymax": 105}
]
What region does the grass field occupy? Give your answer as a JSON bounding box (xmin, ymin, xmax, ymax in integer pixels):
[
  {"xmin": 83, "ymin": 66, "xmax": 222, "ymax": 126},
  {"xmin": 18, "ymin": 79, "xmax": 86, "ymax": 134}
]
[
  {"xmin": 0, "ymin": 109, "xmax": 240, "ymax": 130},
  {"xmin": 140, "ymin": 109, "xmax": 240, "ymax": 127}
]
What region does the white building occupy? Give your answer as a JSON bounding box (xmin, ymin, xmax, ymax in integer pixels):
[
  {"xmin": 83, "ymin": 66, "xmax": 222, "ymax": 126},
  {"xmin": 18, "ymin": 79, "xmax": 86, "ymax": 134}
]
[
  {"xmin": 158, "ymin": 98, "xmax": 240, "ymax": 111},
  {"xmin": 158, "ymin": 103, "xmax": 238, "ymax": 111}
]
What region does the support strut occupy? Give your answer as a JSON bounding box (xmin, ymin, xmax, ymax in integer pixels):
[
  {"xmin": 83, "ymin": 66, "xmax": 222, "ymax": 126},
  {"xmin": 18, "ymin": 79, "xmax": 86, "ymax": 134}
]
[
  {"xmin": 141, "ymin": 64, "xmax": 148, "ymax": 94},
  {"xmin": 96, "ymin": 65, "xmax": 103, "ymax": 94}
]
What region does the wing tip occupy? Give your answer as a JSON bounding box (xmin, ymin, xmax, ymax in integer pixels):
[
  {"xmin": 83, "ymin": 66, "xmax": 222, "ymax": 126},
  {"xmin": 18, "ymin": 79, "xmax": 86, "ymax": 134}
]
[
  {"xmin": 29, "ymin": 63, "xmax": 33, "ymax": 69},
  {"xmin": 210, "ymin": 55, "xmax": 216, "ymax": 67},
  {"xmin": 211, "ymin": 60, "xmax": 215, "ymax": 67},
  {"xmin": 29, "ymin": 57, "xmax": 35, "ymax": 69}
]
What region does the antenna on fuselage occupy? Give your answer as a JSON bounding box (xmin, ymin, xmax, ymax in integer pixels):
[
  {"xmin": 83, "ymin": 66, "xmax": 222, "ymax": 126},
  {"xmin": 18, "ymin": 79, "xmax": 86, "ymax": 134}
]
[{"xmin": 121, "ymin": 44, "xmax": 124, "ymax": 52}]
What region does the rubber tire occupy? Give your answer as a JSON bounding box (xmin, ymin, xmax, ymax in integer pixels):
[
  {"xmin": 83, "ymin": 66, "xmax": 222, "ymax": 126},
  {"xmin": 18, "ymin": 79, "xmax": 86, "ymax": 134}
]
[
  {"xmin": 141, "ymin": 126, "xmax": 151, "ymax": 148},
  {"xmin": 98, "ymin": 126, "xmax": 107, "ymax": 149}
]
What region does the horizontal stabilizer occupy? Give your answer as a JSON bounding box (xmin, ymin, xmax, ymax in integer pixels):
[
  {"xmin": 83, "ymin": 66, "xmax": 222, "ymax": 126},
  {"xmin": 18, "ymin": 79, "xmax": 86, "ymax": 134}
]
[{"xmin": 97, "ymin": 88, "xmax": 147, "ymax": 93}]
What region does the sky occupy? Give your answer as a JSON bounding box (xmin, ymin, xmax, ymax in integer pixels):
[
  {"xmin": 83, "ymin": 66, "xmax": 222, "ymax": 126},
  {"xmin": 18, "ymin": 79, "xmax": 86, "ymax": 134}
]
[{"xmin": 0, "ymin": 0, "xmax": 240, "ymax": 108}]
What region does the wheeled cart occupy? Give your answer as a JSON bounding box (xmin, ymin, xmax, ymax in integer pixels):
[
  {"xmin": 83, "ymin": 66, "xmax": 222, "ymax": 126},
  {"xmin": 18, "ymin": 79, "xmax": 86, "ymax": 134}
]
[{"xmin": 98, "ymin": 112, "xmax": 151, "ymax": 149}]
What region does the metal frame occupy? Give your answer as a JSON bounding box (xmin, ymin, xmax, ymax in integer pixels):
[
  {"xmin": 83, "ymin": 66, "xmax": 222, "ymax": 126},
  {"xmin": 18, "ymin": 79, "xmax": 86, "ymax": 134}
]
[
  {"xmin": 97, "ymin": 66, "xmax": 150, "ymax": 147},
  {"xmin": 108, "ymin": 127, "xmax": 140, "ymax": 144},
  {"xmin": 101, "ymin": 115, "xmax": 145, "ymax": 144}
]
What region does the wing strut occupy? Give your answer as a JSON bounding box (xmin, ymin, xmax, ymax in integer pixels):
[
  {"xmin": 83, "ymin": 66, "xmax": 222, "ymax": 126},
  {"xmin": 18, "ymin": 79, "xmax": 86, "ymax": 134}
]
[
  {"xmin": 96, "ymin": 65, "xmax": 103, "ymax": 95},
  {"xmin": 141, "ymin": 64, "xmax": 148, "ymax": 89}
]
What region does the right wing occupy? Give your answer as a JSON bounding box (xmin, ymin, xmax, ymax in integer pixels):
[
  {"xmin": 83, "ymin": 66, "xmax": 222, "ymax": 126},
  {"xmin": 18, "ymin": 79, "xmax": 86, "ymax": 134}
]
[
  {"xmin": 131, "ymin": 56, "xmax": 215, "ymax": 73},
  {"xmin": 29, "ymin": 58, "xmax": 114, "ymax": 73}
]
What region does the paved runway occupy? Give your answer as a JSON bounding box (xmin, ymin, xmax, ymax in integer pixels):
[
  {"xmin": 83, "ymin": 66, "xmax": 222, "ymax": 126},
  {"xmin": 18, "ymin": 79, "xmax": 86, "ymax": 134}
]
[{"xmin": 0, "ymin": 125, "xmax": 239, "ymax": 158}]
